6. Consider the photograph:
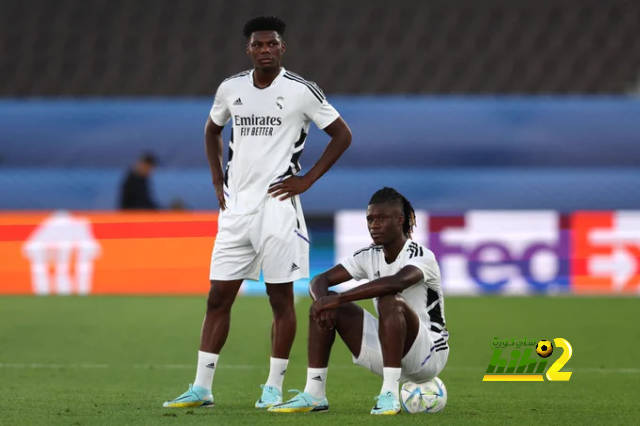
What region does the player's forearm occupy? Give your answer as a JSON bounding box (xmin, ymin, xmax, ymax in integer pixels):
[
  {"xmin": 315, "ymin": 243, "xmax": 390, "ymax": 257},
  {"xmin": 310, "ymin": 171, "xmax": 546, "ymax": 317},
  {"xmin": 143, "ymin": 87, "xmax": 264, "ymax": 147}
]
[
  {"xmin": 204, "ymin": 130, "xmax": 224, "ymax": 185},
  {"xmin": 309, "ymin": 275, "xmax": 331, "ymax": 301},
  {"xmin": 337, "ymin": 277, "xmax": 406, "ymax": 304},
  {"xmin": 304, "ymin": 133, "xmax": 351, "ymax": 184}
]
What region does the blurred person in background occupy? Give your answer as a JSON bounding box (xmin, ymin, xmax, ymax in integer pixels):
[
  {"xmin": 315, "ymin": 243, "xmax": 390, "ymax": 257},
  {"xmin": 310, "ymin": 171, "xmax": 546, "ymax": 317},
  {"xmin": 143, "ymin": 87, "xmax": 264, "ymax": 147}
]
[
  {"xmin": 169, "ymin": 198, "xmax": 188, "ymax": 210},
  {"xmin": 119, "ymin": 152, "xmax": 159, "ymax": 210}
]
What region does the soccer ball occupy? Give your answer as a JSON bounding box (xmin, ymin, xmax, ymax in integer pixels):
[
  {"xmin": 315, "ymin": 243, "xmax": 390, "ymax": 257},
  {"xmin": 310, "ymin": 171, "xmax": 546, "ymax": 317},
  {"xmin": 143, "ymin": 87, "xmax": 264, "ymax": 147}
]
[
  {"xmin": 536, "ymin": 340, "xmax": 553, "ymax": 358},
  {"xmin": 400, "ymin": 377, "xmax": 447, "ymax": 414}
]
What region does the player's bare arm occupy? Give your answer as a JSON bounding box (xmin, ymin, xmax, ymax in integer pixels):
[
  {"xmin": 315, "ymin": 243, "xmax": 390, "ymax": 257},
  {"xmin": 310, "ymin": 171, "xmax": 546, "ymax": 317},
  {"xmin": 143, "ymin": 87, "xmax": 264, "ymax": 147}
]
[
  {"xmin": 204, "ymin": 117, "xmax": 227, "ymax": 210},
  {"xmin": 308, "ymin": 264, "xmax": 353, "ymax": 301},
  {"xmin": 268, "ymin": 117, "xmax": 352, "ymax": 200},
  {"xmin": 311, "ymin": 265, "xmax": 424, "ymax": 318},
  {"xmin": 307, "ymin": 264, "xmax": 354, "ymax": 329}
]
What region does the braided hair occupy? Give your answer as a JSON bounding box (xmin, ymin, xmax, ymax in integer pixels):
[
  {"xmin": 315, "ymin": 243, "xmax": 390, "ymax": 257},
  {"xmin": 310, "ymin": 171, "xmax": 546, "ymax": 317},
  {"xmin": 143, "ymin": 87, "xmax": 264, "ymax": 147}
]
[{"xmin": 368, "ymin": 187, "xmax": 416, "ymax": 238}]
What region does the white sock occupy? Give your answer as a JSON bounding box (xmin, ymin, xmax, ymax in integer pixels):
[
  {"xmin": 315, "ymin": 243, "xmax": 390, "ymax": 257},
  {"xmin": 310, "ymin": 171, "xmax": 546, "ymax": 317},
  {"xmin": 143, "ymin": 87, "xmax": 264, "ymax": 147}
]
[
  {"xmin": 380, "ymin": 367, "xmax": 402, "ymax": 400},
  {"xmin": 265, "ymin": 357, "xmax": 289, "ymax": 392},
  {"xmin": 303, "ymin": 367, "xmax": 328, "ymax": 399},
  {"xmin": 193, "ymin": 351, "xmax": 218, "ymax": 391}
]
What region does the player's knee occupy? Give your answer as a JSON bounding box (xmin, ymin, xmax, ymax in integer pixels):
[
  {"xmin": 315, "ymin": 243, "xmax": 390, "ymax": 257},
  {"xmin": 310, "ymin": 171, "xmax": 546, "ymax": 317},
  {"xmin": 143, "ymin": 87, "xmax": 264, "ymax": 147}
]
[
  {"xmin": 270, "ymin": 297, "xmax": 295, "ymax": 318},
  {"xmin": 307, "ymin": 291, "xmax": 339, "ymax": 319},
  {"xmin": 377, "ymin": 294, "xmax": 403, "ymax": 318},
  {"xmin": 267, "ymin": 288, "xmax": 294, "ymax": 316},
  {"xmin": 206, "ymin": 295, "xmax": 233, "ymax": 314},
  {"xmin": 206, "ymin": 285, "xmax": 235, "ymax": 314}
]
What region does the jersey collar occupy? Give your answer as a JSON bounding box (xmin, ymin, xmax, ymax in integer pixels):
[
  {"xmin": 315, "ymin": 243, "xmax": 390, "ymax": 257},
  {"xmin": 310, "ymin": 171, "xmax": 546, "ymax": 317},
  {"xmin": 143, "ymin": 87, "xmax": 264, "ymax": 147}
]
[
  {"xmin": 383, "ymin": 238, "xmax": 413, "ymax": 265},
  {"xmin": 249, "ymin": 67, "xmax": 286, "ymax": 88}
]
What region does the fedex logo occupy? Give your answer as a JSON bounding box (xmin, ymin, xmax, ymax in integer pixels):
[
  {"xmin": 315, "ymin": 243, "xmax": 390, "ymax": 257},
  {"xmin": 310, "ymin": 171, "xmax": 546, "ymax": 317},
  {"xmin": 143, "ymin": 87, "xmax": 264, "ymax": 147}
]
[
  {"xmin": 335, "ymin": 210, "xmax": 640, "ymax": 295},
  {"xmin": 428, "ymin": 212, "xmax": 570, "ymax": 294}
]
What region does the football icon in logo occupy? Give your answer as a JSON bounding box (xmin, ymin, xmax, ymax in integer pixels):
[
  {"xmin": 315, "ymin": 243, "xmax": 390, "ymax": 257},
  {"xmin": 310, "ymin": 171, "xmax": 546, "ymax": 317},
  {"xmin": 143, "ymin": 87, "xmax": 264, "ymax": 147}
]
[{"xmin": 536, "ymin": 340, "xmax": 553, "ymax": 358}]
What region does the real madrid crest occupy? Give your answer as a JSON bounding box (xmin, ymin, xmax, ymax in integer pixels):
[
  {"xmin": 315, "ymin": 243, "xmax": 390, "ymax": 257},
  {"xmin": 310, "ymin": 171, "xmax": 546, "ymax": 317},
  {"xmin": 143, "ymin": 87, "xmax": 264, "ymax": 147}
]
[{"xmin": 276, "ymin": 96, "xmax": 284, "ymax": 110}]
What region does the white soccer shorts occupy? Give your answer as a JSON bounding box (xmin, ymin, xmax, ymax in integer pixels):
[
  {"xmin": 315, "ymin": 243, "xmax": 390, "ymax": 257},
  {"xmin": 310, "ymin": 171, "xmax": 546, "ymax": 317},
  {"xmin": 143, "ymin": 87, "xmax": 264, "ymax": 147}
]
[
  {"xmin": 352, "ymin": 309, "xmax": 449, "ymax": 384},
  {"xmin": 209, "ymin": 195, "xmax": 310, "ymax": 283}
]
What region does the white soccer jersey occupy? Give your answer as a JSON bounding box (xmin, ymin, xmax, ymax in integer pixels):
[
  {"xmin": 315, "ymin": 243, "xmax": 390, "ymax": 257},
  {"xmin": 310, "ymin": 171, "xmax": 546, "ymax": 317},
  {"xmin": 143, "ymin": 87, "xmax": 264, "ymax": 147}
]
[
  {"xmin": 341, "ymin": 239, "xmax": 447, "ymax": 332},
  {"xmin": 209, "ymin": 67, "xmax": 340, "ymax": 215}
]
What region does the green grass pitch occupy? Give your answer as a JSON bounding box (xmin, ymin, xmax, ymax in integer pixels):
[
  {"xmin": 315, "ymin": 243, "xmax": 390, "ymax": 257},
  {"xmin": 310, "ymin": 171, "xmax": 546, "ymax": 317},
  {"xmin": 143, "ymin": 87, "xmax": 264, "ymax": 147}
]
[{"xmin": 0, "ymin": 296, "xmax": 638, "ymax": 425}]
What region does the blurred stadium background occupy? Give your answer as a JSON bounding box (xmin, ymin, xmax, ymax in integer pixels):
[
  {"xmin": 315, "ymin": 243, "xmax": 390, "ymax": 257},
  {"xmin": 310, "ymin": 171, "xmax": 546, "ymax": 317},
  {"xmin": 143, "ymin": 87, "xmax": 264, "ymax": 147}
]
[
  {"xmin": 1, "ymin": 1, "xmax": 640, "ymax": 424},
  {"xmin": 2, "ymin": 0, "xmax": 639, "ymax": 296}
]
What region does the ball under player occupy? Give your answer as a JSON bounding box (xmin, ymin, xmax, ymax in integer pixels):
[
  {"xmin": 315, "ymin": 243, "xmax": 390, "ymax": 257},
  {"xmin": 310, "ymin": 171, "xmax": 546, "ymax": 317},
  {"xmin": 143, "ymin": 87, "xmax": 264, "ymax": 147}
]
[
  {"xmin": 163, "ymin": 16, "xmax": 352, "ymax": 409},
  {"xmin": 268, "ymin": 188, "xmax": 449, "ymax": 415}
]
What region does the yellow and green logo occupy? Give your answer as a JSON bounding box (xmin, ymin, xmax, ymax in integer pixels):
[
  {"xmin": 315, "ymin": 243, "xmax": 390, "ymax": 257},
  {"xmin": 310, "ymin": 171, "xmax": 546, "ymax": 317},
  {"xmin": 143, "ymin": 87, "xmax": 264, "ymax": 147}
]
[{"xmin": 483, "ymin": 338, "xmax": 573, "ymax": 382}]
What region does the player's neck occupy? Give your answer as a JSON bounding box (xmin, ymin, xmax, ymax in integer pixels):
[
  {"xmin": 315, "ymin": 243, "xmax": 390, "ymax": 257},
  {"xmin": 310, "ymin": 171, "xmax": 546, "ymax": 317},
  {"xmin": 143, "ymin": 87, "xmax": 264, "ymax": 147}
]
[
  {"xmin": 253, "ymin": 67, "xmax": 282, "ymax": 89},
  {"xmin": 382, "ymin": 236, "xmax": 408, "ymax": 264}
]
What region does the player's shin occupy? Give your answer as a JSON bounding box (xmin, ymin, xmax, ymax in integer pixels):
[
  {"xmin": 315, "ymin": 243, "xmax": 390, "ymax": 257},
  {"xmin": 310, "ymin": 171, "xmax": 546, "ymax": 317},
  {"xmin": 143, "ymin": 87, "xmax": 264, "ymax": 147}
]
[
  {"xmin": 377, "ymin": 296, "xmax": 407, "ymax": 401},
  {"xmin": 303, "ymin": 309, "xmax": 335, "ymax": 399}
]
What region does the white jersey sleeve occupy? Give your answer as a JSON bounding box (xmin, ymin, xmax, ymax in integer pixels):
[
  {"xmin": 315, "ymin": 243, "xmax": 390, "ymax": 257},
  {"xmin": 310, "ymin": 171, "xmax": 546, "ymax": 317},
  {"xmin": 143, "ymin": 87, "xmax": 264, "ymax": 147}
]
[
  {"xmin": 209, "ymin": 83, "xmax": 231, "ymax": 127},
  {"xmin": 301, "ymin": 83, "xmax": 340, "ymax": 130},
  {"xmin": 341, "ymin": 249, "xmax": 370, "ymax": 281},
  {"xmin": 405, "ymin": 251, "xmax": 441, "ymax": 289}
]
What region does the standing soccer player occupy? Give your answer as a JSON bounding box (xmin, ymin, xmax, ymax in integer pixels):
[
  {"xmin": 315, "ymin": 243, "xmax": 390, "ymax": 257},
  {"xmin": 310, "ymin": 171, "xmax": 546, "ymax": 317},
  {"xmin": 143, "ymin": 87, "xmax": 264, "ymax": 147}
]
[
  {"xmin": 163, "ymin": 16, "xmax": 352, "ymax": 409},
  {"xmin": 269, "ymin": 188, "xmax": 449, "ymax": 415}
]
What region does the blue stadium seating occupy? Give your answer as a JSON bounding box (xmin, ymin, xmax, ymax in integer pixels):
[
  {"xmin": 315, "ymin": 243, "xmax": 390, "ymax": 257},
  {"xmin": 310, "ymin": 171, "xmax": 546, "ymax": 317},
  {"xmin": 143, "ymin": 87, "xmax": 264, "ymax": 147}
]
[
  {"xmin": 2, "ymin": 97, "xmax": 640, "ymax": 213},
  {"xmin": 2, "ymin": 97, "xmax": 640, "ymax": 168}
]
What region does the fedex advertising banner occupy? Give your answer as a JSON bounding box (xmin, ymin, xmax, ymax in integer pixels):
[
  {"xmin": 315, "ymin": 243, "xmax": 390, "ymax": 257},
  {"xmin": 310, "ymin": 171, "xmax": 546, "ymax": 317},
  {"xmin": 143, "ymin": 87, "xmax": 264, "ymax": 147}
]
[
  {"xmin": 335, "ymin": 210, "xmax": 640, "ymax": 295},
  {"xmin": 2, "ymin": 210, "xmax": 637, "ymax": 296}
]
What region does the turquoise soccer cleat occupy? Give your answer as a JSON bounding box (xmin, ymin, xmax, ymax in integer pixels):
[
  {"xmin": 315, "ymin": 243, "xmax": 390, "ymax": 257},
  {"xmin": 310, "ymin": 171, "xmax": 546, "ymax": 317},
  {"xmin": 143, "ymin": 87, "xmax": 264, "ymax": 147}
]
[
  {"xmin": 255, "ymin": 385, "xmax": 283, "ymax": 409},
  {"xmin": 162, "ymin": 384, "xmax": 214, "ymax": 408},
  {"xmin": 268, "ymin": 390, "xmax": 329, "ymax": 413},
  {"xmin": 370, "ymin": 391, "xmax": 401, "ymax": 415}
]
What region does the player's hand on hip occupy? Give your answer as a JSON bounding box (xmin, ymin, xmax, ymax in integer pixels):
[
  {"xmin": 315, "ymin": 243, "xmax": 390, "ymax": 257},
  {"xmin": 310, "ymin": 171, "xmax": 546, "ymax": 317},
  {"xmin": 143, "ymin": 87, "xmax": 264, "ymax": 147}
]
[
  {"xmin": 214, "ymin": 183, "xmax": 227, "ymax": 211},
  {"xmin": 268, "ymin": 175, "xmax": 312, "ymax": 201}
]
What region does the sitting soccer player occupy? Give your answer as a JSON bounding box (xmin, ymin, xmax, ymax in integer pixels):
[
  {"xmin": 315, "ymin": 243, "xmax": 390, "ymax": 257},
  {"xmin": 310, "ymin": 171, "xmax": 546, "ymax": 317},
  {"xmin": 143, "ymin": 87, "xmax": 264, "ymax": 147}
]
[{"xmin": 269, "ymin": 187, "xmax": 449, "ymax": 415}]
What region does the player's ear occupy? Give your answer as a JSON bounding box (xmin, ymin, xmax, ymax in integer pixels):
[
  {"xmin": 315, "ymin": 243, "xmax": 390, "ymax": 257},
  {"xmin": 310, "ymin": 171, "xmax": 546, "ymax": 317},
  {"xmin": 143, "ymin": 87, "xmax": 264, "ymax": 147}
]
[{"xmin": 281, "ymin": 40, "xmax": 286, "ymax": 54}]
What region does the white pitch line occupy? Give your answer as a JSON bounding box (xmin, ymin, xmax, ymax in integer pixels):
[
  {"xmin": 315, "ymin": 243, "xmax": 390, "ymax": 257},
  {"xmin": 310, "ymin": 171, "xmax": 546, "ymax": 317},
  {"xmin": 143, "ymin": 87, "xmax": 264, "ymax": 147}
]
[
  {"xmin": 575, "ymin": 368, "xmax": 640, "ymax": 374},
  {"xmin": 0, "ymin": 363, "xmax": 109, "ymax": 369},
  {"xmin": 0, "ymin": 363, "xmax": 638, "ymax": 374},
  {"xmin": 133, "ymin": 364, "xmax": 260, "ymax": 370}
]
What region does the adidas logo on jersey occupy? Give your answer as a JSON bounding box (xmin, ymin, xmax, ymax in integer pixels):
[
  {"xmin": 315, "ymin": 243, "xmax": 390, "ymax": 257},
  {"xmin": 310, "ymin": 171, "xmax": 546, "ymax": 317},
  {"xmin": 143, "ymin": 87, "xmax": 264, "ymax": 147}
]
[
  {"xmin": 233, "ymin": 98, "xmax": 243, "ymax": 106},
  {"xmin": 291, "ymin": 263, "xmax": 299, "ymax": 272}
]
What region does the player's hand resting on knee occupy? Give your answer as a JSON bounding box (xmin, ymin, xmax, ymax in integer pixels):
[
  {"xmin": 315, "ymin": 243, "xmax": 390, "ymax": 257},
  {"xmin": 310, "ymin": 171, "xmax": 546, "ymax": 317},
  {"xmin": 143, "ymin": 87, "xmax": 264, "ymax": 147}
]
[
  {"xmin": 268, "ymin": 176, "xmax": 312, "ymax": 200},
  {"xmin": 317, "ymin": 309, "xmax": 336, "ymax": 329},
  {"xmin": 311, "ymin": 294, "xmax": 340, "ymax": 319}
]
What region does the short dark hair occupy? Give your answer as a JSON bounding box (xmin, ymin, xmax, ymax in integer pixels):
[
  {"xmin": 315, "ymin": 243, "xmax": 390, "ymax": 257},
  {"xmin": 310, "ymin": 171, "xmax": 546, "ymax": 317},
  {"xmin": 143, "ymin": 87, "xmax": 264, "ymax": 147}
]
[
  {"xmin": 369, "ymin": 187, "xmax": 417, "ymax": 238},
  {"xmin": 140, "ymin": 152, "xmax": 158, "ymax": 166},
  {"xmin": 242, "ymin": 16, "xmax": 286, "ymax": 39}
]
